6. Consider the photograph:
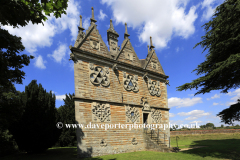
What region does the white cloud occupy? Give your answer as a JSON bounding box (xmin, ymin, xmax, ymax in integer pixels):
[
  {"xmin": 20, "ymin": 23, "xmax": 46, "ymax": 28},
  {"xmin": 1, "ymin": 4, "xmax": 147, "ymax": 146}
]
[
  {"xmin": 3, "ymin": 21, "xmax": 56, "ymax": 54},
  {"xmin": 168, "ymin": 97, "xmax": 202, "ymax": 108},
  {"xmin": 190, "ymin": 120, "xmax": 202, "ymax": 124},
  {"xmin": 83, "ymin": 17, "xmax": 91, "ymax": 29},
  {"xmin": 175, "ymin": 47, "xmax": 179, "ymax": 52},
  {"xmin": 101, "ymin": 0, "xmax": 198, "ymax": 49},
  {"xmin": 2, "ymin": 0, "xmax": 80, "ymax": 54},
  {"xmin": 35, "ymin": 55, "xmax": 47, "ymax": 69},
  {"xmin": 178, "ymin": 110, "xmax": 210, "ymax": 117},
  {"xmin": 56, "ymin": 95, "xmax": 66, "ymax": 101},
  {"xmin": 226, "ymin": 88, "xmax": 240, "ymax": 106},
  {"xmin": 48, "ymin": 43, "xmax": 68, "ymax": 63},
  {"xmin": 169, "ymin": 113, "xmax": 175, "ymax": 118},
  {"xmin": 98, "ymin": 10, "xmax": 108, "ymax": 20},
  {"xmin": 54, "ymin": 0, "xmax": 80, "ymax": 41},
  {"xmin": 201, "ymin": 0, "xmax": 224, "ymax": 21},
  {"xmin": 178, "ymin": 110, "xmax": 210, "ymax": 121},
  {"xmin": 226, "ymin": 101, "xmax": 237, "ymax": 106},
  {"xmin": 185, "ymin": 116, "xmax": 198, "ymax": 120},
  {"xmin": 213, "ymin": 102, "xmax": 218, "ymax": 105},
  {"xmin": 207, "ymin": 94, "xmax": 220, "ymax": 100}
]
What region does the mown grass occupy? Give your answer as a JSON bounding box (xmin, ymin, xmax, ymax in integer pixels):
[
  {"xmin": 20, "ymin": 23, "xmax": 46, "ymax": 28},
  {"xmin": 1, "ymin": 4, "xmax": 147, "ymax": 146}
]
[
  {"xmin": 170, "ymin": 133, "xmax": 240, "ymax": 159},
  {"xmin": 2, "ymin": 133, "xmax": 240, "ymax": 160}
]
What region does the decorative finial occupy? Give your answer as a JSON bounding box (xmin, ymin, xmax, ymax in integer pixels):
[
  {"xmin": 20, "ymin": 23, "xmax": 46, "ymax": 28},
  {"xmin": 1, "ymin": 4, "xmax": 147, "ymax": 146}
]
[
  {"xmin": 150, "ymin": 36, "xmax": 155, "ymax": 49},
  {"xmin": 91, "ymin": 7, "xmax": 94, "ymax": 19},
  {"xmin": 147, "ymin": 45, "xmax": 149, "ymax": 52},
  {"xmin": 90, "ymin": 7, "xmax": 97, "ymax": 24},
  {"xmin": 79, "ymin": 15, "xmax": 82, "ymax": 28},
  {"xmin": 110, "ymin": 19, "xmax": 114, "ymax": 30},
  {"xmin": 124, "ymin": 22, "xmax": 130, "ymax": 39},
  {"xmin": 125, "ymin": 23, "xmax": 128, "ymax": 34},
  {"xmin": 78, "ymin": 15, "xmax": 84, "ymax": 32}
]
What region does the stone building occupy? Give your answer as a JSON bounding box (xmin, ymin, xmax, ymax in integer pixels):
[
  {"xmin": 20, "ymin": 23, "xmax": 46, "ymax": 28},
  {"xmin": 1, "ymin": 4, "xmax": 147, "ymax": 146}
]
[{"xmin": 69, "ymin": 7, "xmax": 170, "ymax": 158}]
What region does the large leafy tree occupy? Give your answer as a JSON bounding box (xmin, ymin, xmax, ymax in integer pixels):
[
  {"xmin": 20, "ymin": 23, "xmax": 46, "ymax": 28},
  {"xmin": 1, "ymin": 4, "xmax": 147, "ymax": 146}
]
[
  {"xmin": 0, "ymin": 0, "xmax": 68, "ymax": 90},
  {"xmin": 57, "ymin": 93, "xmax": 76, "ymax": 147},
  {"xmin": 217, "ymin": 99, "xmax": 240, "ymax": 125},
  {"xmin": 0, "ymin": 85, "xmax": 23, "ymax": 131},
  {"xmin": 177, "ymin": 0, "xmax": 240, "ymax": 124},
  {"xmin": 9, "ymin": 80, "xmax": 61, "ymax": 153}
]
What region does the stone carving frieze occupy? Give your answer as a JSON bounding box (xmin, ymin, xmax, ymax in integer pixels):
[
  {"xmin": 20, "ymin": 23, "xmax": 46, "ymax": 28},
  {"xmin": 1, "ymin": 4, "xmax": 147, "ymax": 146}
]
[
  {"xmin": 151, "ymin": 108, "xmax": 162, "ymax": 123},
  {"xmin": 141, "ymin": 97, "xmax": 150, "ymax": 111},
  {"xmin": 92, "ymin": 102, "xmax": 111, "ymax": 122},
  {"xmin": 126, "ymin": 105, "xmax": 140, "ymax": 123},
  {"xmin": 89, "ymin": 63, "xmax": 110, "ymax": 87},
  {"xmin": 123, "ymin": 72, "xmax": 139, "ymax": 92},
  {"xmin": 148, "ymin": 79, "xmax": 161, "ymax": 96}
]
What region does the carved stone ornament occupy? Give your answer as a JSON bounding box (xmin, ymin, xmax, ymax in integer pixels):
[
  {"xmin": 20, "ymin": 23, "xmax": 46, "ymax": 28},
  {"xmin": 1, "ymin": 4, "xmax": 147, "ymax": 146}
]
[
  {"xmin": 141, "ymin": 97, "xmax": 150, "ymax": 111},
  {"xmin": 92, "ymin": 102, "xmax": 111, "ymax": 122},
  {"xmin": 126, "ymin": 105, "xmax": 140, "ymax": 123},
  {"xmin": 110, "ymin": 40, "xmax": 120, "ymax": 57},
  {"xmin": 89, "ymin": 64, "xmax": 110, "ymax": 87},
  {"xmin": 123, "ymin": 72, "xmax": 139, "ymax": 92},
  {"xmin": 125, "ymin": 52, "xmax": 133, "ymax": 61},
  {"xmin": 148, "ymin": 79, "xmax": 161, "ymax": 96},
  {"xmin": 100, "ymin": 139, "xmax": 107, "ymax": 147},
  {"xmin": 151, "ymin": 108, "xmax": 162, "ymax": 123},
  {"xmin": 132, "ymin": 138, "xmax": 138, "ymax": 145},
  {"xmin": 69, "ymin": 53, "xmax": 78, "ymax": 63},
  {"xmin": 151, "ymin": 61, "xmax": 158, "ymax": 69},
  {"xmin": 90, "ymin": 40, "xmax": 100, "ymax": 51}
]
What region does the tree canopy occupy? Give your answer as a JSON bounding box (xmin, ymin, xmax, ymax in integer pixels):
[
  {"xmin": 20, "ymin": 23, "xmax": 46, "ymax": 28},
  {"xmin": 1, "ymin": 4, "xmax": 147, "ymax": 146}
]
[
  {"xmin": 0, "ymin": 0, "xmax": 68, "ymax": 90},
  {"xmin": 177, "ymin": 0, "xmax": 240, "ymax": 95},
  {"xmin": 57, "ymin": 93, "xmax": 76, "ymax": 147},
  {"xmin": 176, "ymin": 0, "xmax": 240, "ymax": 124},
  {"xmin": 9, "ymin": 80, "xmax": 60, "ymax": 153},
  {"xmin": 217, "ymin": 99, "xmax": 240, "ymax": 125}
]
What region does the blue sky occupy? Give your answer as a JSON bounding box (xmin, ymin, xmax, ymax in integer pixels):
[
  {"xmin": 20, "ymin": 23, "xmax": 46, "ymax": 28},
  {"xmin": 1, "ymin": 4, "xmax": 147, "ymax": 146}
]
[{"xmin": 3, "ymin": 0, "xmax": 240, "ymax": 127}]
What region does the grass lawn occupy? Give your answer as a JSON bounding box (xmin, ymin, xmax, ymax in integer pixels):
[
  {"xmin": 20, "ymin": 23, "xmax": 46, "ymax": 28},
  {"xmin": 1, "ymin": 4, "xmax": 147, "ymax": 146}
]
[{"xmin": 2, "ymin": 133, "xmax": 240, "ymax": 160}]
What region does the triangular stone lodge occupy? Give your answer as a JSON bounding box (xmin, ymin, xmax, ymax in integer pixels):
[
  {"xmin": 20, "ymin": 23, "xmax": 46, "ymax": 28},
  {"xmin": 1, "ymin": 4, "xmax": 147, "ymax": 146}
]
[{"xmin": 69, "ymin": 7, "xmax": 170, "ymax": 158}]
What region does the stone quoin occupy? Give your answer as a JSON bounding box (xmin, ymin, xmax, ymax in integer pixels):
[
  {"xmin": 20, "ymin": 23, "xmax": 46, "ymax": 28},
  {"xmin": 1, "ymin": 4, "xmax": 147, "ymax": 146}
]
[{"xmin": 69, "ymin": 7, "xmax": 170, "ymax": 158}]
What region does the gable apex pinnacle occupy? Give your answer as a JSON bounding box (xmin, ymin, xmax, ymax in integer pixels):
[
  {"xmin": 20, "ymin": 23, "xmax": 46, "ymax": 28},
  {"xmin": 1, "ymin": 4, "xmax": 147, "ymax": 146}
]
[
  {"xmin": 90, "ymin": 7, "xmax": 97, "ymax": 24},
  {"xmin": 150, "ymin": 36, "xmax": 155, "ymax": 49},
  {"xmin": 78, "ymin": 15, "xmax": 85, "ymax": 32},
  {"xmin": 124, "ymin": 23, "xmax": 130, "ymax": 39},
  {"xmin": 107, "ymin": 19, "xmax": 119, "ymax": 37}
]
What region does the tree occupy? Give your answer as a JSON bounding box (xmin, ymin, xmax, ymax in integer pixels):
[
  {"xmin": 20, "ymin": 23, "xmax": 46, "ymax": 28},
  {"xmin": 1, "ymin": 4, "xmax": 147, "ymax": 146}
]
[
  {"xmin": 0, "ymin": 0, "xmax": 69, "ymax": 131},
  {"xmin": 206, "ymin": 123, "xmax": 215, "ymax": 128},
  {"xmin": 177, "ymin": 0, "xmax": 240, "ymax": 122},
  {"xmin": 57, "ymin": 93, "xmax": 76, "ymax": 147},
  {"xmin": 200, "ymin": 125, "xmax": 206, "ymax": 129},
  {"xmin": 0, "ymin": 85, "xmax": 24, "ymax": 131},
  {"xmin": 217, "ymin": 99, "xmax": 240, "ymax": 125},
  {"xmin": 9, "ymin": 80, "xmax": 61, "ymax": 153},
  {"xmin": 0, "ymin": 0, "xmax": 68, "ymax": 89},
  {"xmin": 172, "ymin": 125, "xmax": 178, "ymax": 131}
]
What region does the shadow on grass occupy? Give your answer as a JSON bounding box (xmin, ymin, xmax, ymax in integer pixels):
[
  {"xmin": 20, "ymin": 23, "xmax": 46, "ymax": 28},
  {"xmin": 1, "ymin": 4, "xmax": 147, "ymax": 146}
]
[
  {"xmin": 2, "ymin": 148, "xmax": 101, "ymax": 160},
  {"xmin": 180, "ymin": 139, "xmax": 240, "ymax": 160}
]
